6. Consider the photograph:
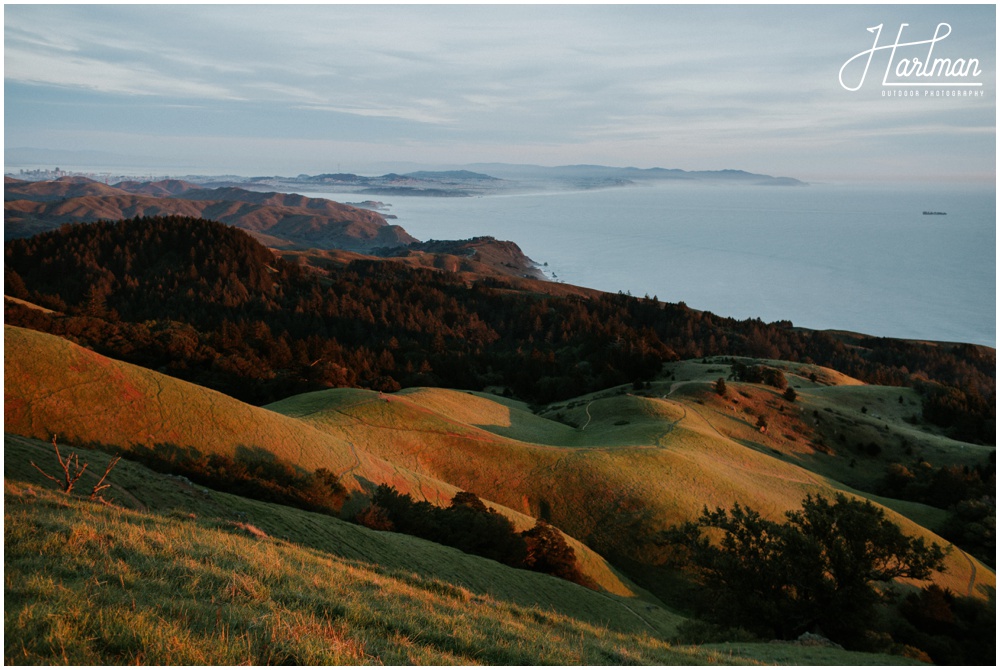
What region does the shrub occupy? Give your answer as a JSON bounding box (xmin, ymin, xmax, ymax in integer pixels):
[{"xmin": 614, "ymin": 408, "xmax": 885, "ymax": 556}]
[
  {"xmin": 126, "ymin": 444, "xmax": 347, "ymax": 516},
  {"xmin": 363, "ymin": 486, "xmax": 591, "ymax": 587},
  {"xmin": 355, "ymin": 504, "xmax": 394, "ymax": 531},
  {"xmin": 714, "ymin": 378, "xmax": 727, "ymax": 396},
  {"xmin": 664, "ymin": 494, "xmax": 946, "ymax": 647},
  {"xmin": 893, "ymin": 585, "xmax": 996, "ymax": 665},
  {"xmin": 732, "ymin": 362, "xmax": 787, "ymax": 389},
  {"xmin": 521, "ymin": 520, "xmax": 594, "ymax": 588}
]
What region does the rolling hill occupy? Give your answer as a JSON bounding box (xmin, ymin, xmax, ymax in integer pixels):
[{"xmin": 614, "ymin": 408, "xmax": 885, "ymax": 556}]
[
  {"xmin": 5, "ymin": 324, "xmax": 992, "ymax": 606},
  {"xmin": 5, "ymin": 178, "xmax": 552, "ymax": 280},
  {"xmin": 2, "ymin": 325, "xmax": 638, "ymax": 598}
]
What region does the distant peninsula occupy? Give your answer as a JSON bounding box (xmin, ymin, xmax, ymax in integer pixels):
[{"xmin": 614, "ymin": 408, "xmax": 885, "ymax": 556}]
[
  {"xmin": 17, "ymin": 163, "xmax": 807, "ymax": 198},
  {"xmin": 250, "ymin": 164, "xmax": 806, "ymax": 196}
]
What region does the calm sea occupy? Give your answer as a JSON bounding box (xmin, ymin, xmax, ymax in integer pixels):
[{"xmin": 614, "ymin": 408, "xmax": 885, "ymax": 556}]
[{"xmin": 296, "ymin": 182, "xmax": 995, "ymax": 348}]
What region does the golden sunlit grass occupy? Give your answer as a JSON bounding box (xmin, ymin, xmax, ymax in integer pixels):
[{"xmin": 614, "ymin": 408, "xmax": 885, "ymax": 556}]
[
  {"xmin": 3, "ymin": 325, "xmax": 357, "ymax": 475},
  {"xmin": 269, "ymin": 378, "xmax": 991, "ymax": 601},
  {"xmin": 5, "ymin": 326, "xmax": 638, "ymax": 595}
]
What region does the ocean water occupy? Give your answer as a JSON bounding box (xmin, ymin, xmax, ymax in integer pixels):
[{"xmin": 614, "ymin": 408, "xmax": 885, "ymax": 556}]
[{"xmin": 296, "ymin": 182, "xmax": 995, "ymax": 347}]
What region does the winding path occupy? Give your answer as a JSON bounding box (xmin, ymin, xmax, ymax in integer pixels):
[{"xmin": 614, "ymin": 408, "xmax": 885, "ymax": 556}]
[
  {"xmin": 957, "ymin": 547, "xmax": 979, "ymax": 597},
  {"xmin": 579, "ymin": 401, "xmax": 594, "ymax": 431},
  {"xmin": 335, "ymin": 441, "xmax": 362, "ymax": 480}
]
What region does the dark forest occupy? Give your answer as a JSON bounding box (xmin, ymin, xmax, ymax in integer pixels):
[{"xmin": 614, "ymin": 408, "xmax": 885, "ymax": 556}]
[{"xmin": 5, "ymin": 216, "xmax": 994, "ymax": 444}]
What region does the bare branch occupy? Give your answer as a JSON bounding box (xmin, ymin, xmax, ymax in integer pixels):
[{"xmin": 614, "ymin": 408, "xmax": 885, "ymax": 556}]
[
  {"xmin": 90, "ymin": 455, "xmax": 122, "ymax": 501},
  {"xmin": 30, "ymin": 460, "xmax": 61, "ymax": 485},
  {"xmin": 32, "ymin": 435, "xmax": 89, "ymax": 494}
]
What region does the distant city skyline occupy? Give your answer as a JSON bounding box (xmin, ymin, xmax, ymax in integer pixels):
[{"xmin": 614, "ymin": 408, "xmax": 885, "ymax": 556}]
[{"xmin": 5, "ymin": 4, "xmax": 996, "ymax": 182}]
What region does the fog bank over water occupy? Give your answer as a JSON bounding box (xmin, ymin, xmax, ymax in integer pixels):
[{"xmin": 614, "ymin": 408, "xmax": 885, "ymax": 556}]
[{"xmin": 298, "ymin": 182, "xmax": 995, "ymax": 348}]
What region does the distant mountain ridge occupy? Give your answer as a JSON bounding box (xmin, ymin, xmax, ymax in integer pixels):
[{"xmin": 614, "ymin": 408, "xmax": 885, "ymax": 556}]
[
  {"xmin": 4, "ymin": 176, "xmax": 546, "ymax": 280},
  {"xmin": 458, "ymin": 163, "xmax": 806, "ymax": 186},
  {"xmin": 243, "ymin": 163, "xmax": 805, "ymax": 196},
  {"xmin": 4, "ymin": 176, "xmax": 416, "ymax": 252}
]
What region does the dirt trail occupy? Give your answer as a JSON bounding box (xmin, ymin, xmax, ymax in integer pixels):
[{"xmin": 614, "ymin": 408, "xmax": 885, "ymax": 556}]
[
  {"xmin": 958, "ymin": 548, "xmax": 979, "ymax": 596},
  {"xmin": 667, "ymin": 381, "xmax": 692, "ymax": 396},
  {"xmin": 336, "ymin": 441, "xmax": 362, "ymax": 479},
  {"xmin": 579, "ymin": 401, "xmax": 594, "ymax": 431}
]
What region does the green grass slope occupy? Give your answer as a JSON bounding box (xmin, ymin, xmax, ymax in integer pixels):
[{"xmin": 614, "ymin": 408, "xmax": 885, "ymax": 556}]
[
  {"xmin": 4, "ymin": 434, "xmax": 678, "ymax": 640},
  {"xmin": 4, "ymin": 472, "xmax": 923, "ymax": 665}
]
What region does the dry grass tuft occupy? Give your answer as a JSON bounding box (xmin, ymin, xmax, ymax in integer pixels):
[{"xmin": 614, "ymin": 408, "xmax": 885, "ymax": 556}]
[{"xmin": 226, "ymin": 521, "xmax": 269, "ymax": 540}]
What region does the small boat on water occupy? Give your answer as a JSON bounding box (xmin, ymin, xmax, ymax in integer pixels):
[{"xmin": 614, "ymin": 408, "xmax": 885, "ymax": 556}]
[{"xmin": 922, "ymin": 211, "xmax": 947, "ymax": 215}]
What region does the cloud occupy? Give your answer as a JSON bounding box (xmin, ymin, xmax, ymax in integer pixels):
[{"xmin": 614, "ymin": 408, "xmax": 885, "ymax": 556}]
[
  {"xmin": 4, "ymin": 4, "xmax": 995, "ymax": 180},
  {"xmin": 296, "ymin": 103, "xmax": 455, "ymax": 126}
]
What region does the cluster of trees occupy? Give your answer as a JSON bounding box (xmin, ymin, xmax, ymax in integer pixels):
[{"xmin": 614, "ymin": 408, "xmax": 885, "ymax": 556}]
[
  {"xmin": 126, "ymin": 443, "xmax": 347, "ymax": 516},
  {"xmin": 880, "ymin": 459, "xmax": 995, "ymax": 566},
  {"xmin": 913, "ymin": 378, "xmax": 995, "ymax": 444},
  {"xmin": 4, "ymin": 216, "xmax": 994, "ymax": 442},
  {"xmin": 893, "ymin": 585, "xmax": 995, "ymax": 665},
  {"xmin": 357, "ymin": 485, "xmax": 593, "ymax": 588},
  {"xmin": 730, "ymin": 361, "xmax": 788, "ymax": 389},
  {"xmin": 664, "ymin": 494, "xmax": 949, "ymax": 651},
  {"xmin": 881, "ymin": 460, "xmax": 994, "ymax": 510}
]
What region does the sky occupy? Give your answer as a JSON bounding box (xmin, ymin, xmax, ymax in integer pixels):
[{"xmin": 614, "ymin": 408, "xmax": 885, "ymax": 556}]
[{"xmin": 4, "ymin": 3, "xmax": 996, "ymax": 182}]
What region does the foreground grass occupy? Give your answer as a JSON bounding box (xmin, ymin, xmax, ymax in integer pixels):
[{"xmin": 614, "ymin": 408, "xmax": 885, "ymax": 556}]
[
  {"xmin": 4, "ymin": 434, "xmax": 680, "ymax": 638},
  {"xmin": 5, "ymin": 481, "xmax": 927, "ymax": 665},
  {"xmin": 4, "ymin": 480, "xmax": 748, "ymax": 665}
]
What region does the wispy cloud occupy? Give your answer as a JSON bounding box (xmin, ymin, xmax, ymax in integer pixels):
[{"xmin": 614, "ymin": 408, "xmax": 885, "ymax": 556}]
[{"xmin": 4, "ymin": 4, "xmax": 995, "ymax": 180}]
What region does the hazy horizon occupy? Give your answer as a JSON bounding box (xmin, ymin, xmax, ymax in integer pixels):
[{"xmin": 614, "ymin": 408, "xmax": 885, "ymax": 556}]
[{"xmin": 5, "ymin": 4, "xmax": 996, "ymax": 183}]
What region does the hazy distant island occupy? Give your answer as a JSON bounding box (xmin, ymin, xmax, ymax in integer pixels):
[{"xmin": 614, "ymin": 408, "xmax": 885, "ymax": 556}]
[
  {"xmin": 7, "ymin": 162, "xmax": 806, "ymax": 198},
  {"xmin": 258, "ymin": 164, "xmax": 807, "ymax": 196}
]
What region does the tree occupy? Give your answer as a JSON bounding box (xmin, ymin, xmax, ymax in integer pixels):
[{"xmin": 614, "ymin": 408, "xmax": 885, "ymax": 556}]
[
  {"xmin": 714, "ymin": 377, "xmax": 727, "ymax": 397},
  {"xmin": 783, "ymin": 387, "xmax": 797, "ymax": 402},
  {"xmin": 521, "ymin": 520, "xmax": 592, "ymax": 587},
  {"xmin": 763, "ymin": 367, "xmax": 788, "ymax": 390},
  {"xmin": 666, "ymin": 493, "xmax": 946, "ymax": 646},
  {"xmin": 450, "ymin": 490, "xmax": 488, "ymax": 512}
]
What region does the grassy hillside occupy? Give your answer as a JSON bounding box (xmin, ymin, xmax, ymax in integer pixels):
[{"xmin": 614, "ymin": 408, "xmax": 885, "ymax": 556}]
[
  {"xmin": 7, "ymin": 325, "xmax": 992, "ymax": 602},
  {"xmin": 268, "ymin": 384, "xmax": 993, "ymax": 601},
  {"xmin": 4, "ymin": 178, "xmax": 415, "ymax": 251},
  {"xmin": 4, "ymin": 465, "xmax": 923, "ymax": 665},
  {"xmin": 5, "ymin": 325, "xmax": 993, "ymax": 664},
  {"xmin": 3, "ymin": 434, "xmax": 678, "ymax": 639},
  {"xmin": 2, "ymin": 325, "xmax": 639, "ymax": 597}
]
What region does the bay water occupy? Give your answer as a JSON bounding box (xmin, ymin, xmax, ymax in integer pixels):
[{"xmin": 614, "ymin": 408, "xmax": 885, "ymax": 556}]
[{"xmin": 297, "ymin": 182, "xmax": 995, "ymax": 348}]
